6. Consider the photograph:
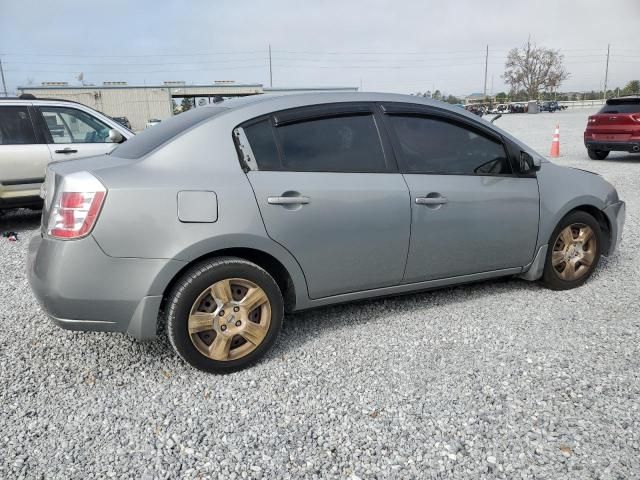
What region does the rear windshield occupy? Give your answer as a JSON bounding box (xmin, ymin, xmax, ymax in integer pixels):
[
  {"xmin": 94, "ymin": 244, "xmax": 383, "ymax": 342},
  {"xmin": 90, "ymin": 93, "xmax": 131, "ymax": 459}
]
[
  {"xmin": 599, "ymin": 101, "xmax": 640, "ymax": 114},
  {"xmin": 111, "ymin": 106, "xmax": 227, "ymax": 159}
]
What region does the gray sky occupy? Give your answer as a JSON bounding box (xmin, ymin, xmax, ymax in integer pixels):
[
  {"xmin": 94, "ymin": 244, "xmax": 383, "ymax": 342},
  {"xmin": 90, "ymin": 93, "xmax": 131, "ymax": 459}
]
[{"xmin": 1, "ymin": 0, "xmax": 639, "ymax": 95}]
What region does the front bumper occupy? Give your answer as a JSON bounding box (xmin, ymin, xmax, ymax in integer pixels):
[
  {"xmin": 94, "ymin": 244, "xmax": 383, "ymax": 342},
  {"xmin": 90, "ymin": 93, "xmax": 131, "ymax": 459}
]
[
  {"xmin": 602, "ymin": 201, "xmax": 625, "ymax": 256},
  {"xmin": 585, "ymin": 140, "xmax": 640, "ymax": 153},
  {"xmin": 27, "ymin": 234, "xmax": 185, "ymax": 340}
]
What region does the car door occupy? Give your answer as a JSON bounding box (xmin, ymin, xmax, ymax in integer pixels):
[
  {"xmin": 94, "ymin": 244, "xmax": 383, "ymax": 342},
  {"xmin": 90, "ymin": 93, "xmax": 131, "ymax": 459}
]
[
  {"xmin": 238, "ymin": 103, "xmax": 411, "ymax": 299},
  {"xmin": 380, "ymin": 103, "xmax": 539, "ymax": 283},
  {"xmin": 37, "ymin": 105, "xmax": 120, "ymax": 161},
  {"xmin": 0, "ymin": 104, "xmax": 51, "ymax": 191}
]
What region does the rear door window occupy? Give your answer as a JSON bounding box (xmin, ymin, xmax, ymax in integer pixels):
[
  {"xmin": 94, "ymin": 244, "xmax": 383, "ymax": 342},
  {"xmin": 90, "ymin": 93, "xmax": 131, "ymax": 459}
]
[
  {"xmin": 242, "ymin": 119, "xmax": 281, "ymax": 170},
  {"xmin": 242, "ymin": 109, "xmax": 390, "ymax": 173},
  {"xmin": 0, "ymin": 106, "xmax": 36, "ymax": 145}
]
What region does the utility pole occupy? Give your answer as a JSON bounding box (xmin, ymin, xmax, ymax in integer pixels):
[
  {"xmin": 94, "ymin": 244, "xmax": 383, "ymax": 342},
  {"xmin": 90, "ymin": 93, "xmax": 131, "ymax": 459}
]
[
  {"xmin": 483, "ymin": 45, "xmax": 488, "ymax": 99},
  {"xmin": 0, "ymin": 59, "xmax": 7, "ymax": 97},
  {"xmin": 603, "ymin": 44, "xmax": 610, "ymax": 100},
  {"xmin": 268, "ymin": 44, "xmax": 273, "ymax": 88}
]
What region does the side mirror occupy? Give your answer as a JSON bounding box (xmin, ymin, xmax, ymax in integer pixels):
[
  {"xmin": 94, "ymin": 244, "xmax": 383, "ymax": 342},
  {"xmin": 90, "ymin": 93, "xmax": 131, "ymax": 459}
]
[
  {"xmin": 108, "ymin": 129, "xmax": 125, "ymax": 144},
  {"xmin": 519, "ymin": 151, "xmax": 541, "ymax": 173}
]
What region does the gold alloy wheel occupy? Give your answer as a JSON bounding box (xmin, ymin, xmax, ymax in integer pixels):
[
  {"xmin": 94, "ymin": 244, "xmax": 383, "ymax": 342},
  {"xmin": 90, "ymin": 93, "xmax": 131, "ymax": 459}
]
[
  {"xmin": 551, "ymin": 223, "xmax": 597, "ymax": 281},
  {"xmin": 187, "ymin": 278, "xmax": 271, "ymax": 361}
]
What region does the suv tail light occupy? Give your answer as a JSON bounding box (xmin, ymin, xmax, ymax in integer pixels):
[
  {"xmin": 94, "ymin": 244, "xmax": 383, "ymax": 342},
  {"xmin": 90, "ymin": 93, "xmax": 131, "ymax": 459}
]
[
  {"xmin": 631, "ymin": 114, "xmax": 640, "ymax": 122},
  {"xmin": 47, "ymin": 172, "xmax": 106, "ymax": 239},
  {"xmin": 588, "ymin": 116, "xmax": 597, "ymax": 124}
]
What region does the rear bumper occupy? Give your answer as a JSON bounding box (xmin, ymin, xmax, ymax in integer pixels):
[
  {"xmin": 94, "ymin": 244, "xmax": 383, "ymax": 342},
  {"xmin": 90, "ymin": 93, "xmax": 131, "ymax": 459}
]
[
  {"xmin": 602, "ymin": 201, "xmax": 625, "ymax": 256},
  {"xmin": 584, "ymin": 140, "xmax": 640, "ymax": 152},
  {"xmin": 27, "ymin": 234, "xmax": 185, "ymax": 340}
]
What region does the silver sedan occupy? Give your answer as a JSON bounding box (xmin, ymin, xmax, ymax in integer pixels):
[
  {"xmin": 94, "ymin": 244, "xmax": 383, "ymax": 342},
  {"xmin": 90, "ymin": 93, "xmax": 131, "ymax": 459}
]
[{"xmin": 27, "ymin": 93, "xmax": 625, "ymax": 373}]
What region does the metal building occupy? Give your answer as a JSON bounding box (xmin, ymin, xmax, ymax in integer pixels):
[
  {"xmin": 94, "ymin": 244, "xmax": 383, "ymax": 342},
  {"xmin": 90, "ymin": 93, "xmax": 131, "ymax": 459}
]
[{"xmin": 17, "ymin": 82, "xmax": 358, "ymax": 131}]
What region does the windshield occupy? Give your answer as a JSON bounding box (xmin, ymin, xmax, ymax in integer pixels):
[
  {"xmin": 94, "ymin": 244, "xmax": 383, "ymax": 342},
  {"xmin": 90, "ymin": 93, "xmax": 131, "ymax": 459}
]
[{"xmin": 112, "ymin": 106, "xmax": 227, "ymax": 159}]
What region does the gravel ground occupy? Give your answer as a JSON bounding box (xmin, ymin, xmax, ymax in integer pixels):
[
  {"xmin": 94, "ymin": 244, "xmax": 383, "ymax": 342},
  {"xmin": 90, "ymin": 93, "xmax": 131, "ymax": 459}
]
[{"xmin": 1, "ymin": 108, "xmax": 639, "ymax": 479}]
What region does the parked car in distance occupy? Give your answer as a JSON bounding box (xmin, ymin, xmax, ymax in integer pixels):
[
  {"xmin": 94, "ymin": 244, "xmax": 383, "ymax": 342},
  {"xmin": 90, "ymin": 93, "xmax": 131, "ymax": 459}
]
[
  {"xmin": 540, "ymin": 101, "xmax": 560, "ymax": 112},
  {"xmin": 111, "ymin": 116, "xmax": 132, "ymax": 130},
  {"xmin": 509, "ymin": 102, "xmax": 528, "ymax": 113},
  {"xmin": 584, "ymin": 96, "xmax": 640, "ymax": 159},
  {"xmin": 0, "ymin": 95, "xmax": 133, "ymax": 210},
  {"xmin": 145, "ymin": 118, "xmax": 161, "ymax": 128},
  {"xmin": 490, "ymin": 104, "xmax": 509, "ymax": 114},
  {"xmin": 27, "ymin": 92, "xmax": 625, "ymax": 374}
]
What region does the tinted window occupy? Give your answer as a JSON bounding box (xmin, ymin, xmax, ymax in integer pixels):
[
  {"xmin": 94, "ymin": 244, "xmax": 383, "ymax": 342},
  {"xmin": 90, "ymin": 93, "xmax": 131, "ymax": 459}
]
[
  {"xmin": 112, "ymin": 106, "xmax": 228, "ymax": 159},
  {"xmin": 599, "ymin": 102, "xmax": 640, "ymax": 114},
  {"xmin": 388, "ymin": 115, "xmax": 511, "ymax": 175},
  {"xmin": 40, "ymin": 107, "xmax": 111, "ymax": 144},
  {"xmin": 0, "ymin": 106, "xmax": 36, "ymax": 145},
  {"xmin": 243, "ymin": 119, "xmax": 280, "ymax": 170},
  {"xmin": 276, "ymin": 114, "xmax": 388, "ymax": 172}
]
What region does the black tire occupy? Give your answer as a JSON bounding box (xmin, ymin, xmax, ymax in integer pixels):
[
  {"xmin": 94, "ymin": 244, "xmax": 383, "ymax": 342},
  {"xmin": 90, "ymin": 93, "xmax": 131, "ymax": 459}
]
[
  {"xmin": 166, "ymin": 256, "xmax": 283, "ymax": 374},
  {"xmin": 587, "ymin": 149, "xmax": 609, "ymax": 160},
  {"xmin": 540, "ymin": 211, "xmax": 602, "ymax": 290}
]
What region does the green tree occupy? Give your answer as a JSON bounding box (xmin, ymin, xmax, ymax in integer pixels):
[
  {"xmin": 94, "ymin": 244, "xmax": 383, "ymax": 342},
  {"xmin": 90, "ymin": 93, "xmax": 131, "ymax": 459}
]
[
  {"xmin": 622, "ymin": 80, "xmax": 640, "ymax": 95},
  {"xmin": 495, "ymin": 92, "xmax": 508, "ymax": 103},
  {"xmin": 180, "ymin": 97, "xmax": 194, "ymax": 112},
  {"xmin": 445, "ymin": 95, "xmax": 462, "ymax": 104},
  {"xmin": 432, "ymin": 90, "xmax": 442, "ymax": 101}
]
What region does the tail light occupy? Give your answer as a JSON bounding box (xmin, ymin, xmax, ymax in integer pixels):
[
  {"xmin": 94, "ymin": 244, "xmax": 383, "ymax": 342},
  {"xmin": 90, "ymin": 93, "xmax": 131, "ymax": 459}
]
[
  {"xmin": 588, "ymin": 116, "xmax": 597, "ymax": 124},
  {"xmin": 631, "ymin": 114, "xmax": 640, "ymax": 122},
  {"xmin": 47, "ymin": 172, "xmax": 106, "ymax": 239}
]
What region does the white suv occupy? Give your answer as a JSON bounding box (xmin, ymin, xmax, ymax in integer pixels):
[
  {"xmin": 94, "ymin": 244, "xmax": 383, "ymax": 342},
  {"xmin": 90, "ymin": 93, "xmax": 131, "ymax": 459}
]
[{"xmin": 0, "ymin": 95, "xmax": 133, "ymax": 210}]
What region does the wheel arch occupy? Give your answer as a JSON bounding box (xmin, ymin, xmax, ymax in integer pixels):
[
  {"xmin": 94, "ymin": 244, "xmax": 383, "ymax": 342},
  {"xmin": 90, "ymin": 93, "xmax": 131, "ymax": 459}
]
[
  {"xmin": 523, "ymin": 202, "xmax": 612, "ymax": 283},
  {"xmin": 154, "ymin": 235, "xmax": 310, "ymax": 320},
  {"xmin": 165, "ymin": 247, "xmax": 298, "ymax": 312},
  {"xmin": 569, "ymin": 204, "xmax": 612, "ymax": 254},
  {"xmin": 540, "ymin": 195, "xmax": 609, "ymax": 248}
]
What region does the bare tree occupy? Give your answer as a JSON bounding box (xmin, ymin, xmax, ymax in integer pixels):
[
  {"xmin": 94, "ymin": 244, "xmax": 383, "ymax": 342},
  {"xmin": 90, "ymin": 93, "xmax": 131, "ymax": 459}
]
[{"xmin": 503, "ymin": 40, "xmax": 569, "ymax": 100}]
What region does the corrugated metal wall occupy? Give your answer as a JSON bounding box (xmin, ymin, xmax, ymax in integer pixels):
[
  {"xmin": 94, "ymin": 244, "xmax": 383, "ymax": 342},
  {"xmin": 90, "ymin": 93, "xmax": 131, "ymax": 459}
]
[{"xmin": 21, "ymin": 88, "xmax": 173, "ymax": 131}]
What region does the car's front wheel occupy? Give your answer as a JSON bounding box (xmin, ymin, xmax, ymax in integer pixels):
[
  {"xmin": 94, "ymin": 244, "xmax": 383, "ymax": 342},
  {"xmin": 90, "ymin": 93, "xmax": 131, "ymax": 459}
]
[
  {"xmin": 541, "ymin": 211, "xmax": 602, "ymax": 290},
  {"xmin": 587, "ymin": 149, "xmax": 609, "ymax": 160},
  {"xmin": 166, "ymin": 257, "xmax": 283, "ymax": 373}
]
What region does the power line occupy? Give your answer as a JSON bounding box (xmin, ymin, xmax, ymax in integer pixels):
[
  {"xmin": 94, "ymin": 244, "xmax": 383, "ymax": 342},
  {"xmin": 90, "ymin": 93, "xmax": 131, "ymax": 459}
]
[
  {"xmin": 0, "ymin": 50, "xmax": 266, "ymax": 58},
  {"xmin": 4, "ymin": 65, "xmax": 268, "ymax": 74}
]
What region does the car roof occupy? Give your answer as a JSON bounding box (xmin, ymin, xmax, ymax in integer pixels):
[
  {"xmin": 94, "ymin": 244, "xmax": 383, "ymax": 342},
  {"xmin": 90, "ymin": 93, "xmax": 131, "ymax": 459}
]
[
  {"xmin": 208, "ymin": 91, "xmax": 486, "ymax": 120},
  {"xmin": 0, "ymin": 96, "xmax": 88, "ymax": 107}
]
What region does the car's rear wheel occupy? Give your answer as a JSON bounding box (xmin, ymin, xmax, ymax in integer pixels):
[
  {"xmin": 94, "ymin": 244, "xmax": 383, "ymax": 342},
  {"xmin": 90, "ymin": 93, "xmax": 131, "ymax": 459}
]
[
  {"xmin": 587, "ymin": 149, "xmax": 609, "ymax": 160},
  {"xmin": 166, "ymin": 257, "xmax": 283, "ymax": 373},
  {"xmin": 541, "ymin": 211, "xmax": 602, "ymax": 290}
]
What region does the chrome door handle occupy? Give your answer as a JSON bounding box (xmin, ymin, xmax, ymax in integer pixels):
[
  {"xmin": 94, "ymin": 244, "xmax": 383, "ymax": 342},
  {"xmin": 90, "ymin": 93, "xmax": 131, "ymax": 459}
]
[
  {"xmin": 415, "ymin": 196, "xmax": 448, "ymax": 205},
  {"xmin": 267, "ymin": 196, "xmax": 311, "ymax": 205},
  {"xmin": 55, "ymin": 148, "xmax": 78, "ymax": 154}
]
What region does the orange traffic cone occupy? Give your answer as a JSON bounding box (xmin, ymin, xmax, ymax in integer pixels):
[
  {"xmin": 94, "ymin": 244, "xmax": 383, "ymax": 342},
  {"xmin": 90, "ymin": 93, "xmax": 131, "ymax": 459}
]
[{"xmin": 549, "ymin": 124, "xmax": 560, "ymax": 157}]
